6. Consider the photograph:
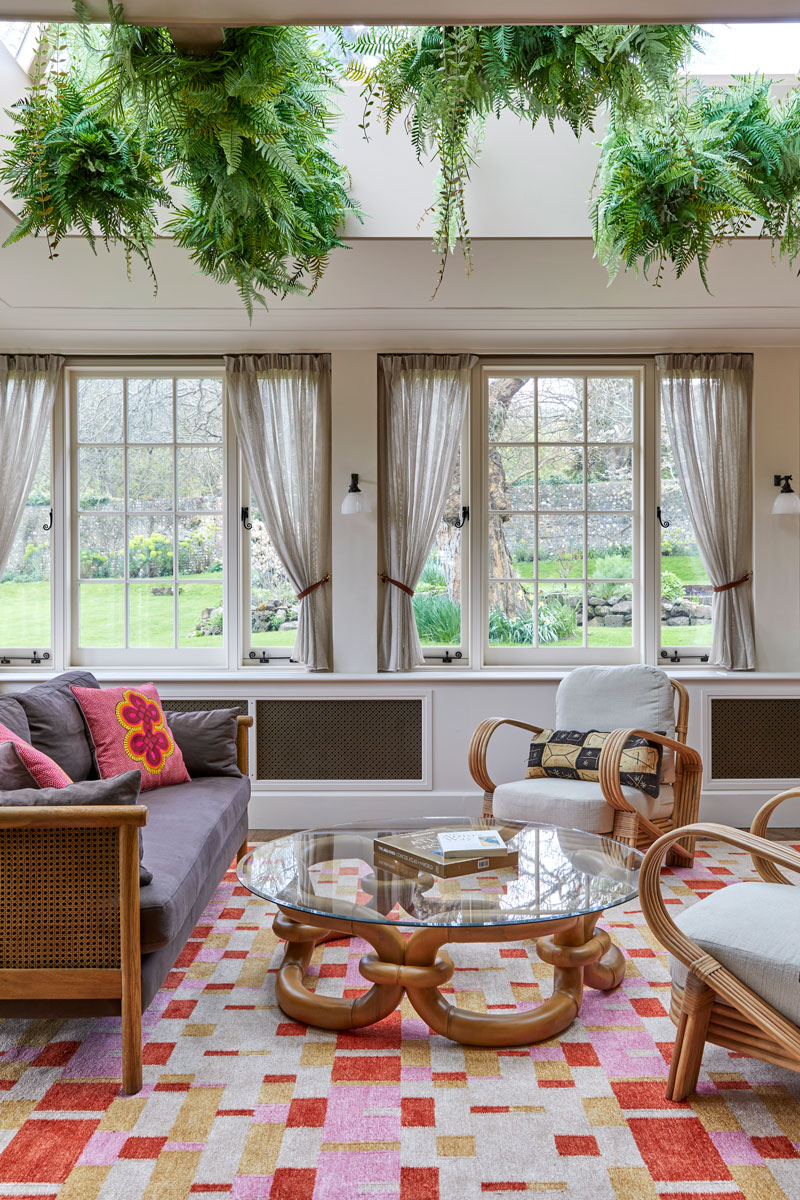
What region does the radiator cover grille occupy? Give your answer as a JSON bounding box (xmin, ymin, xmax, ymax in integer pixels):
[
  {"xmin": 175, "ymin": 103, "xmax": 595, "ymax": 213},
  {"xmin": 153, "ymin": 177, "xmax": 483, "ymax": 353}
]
[
  {"xmin": 711, "ymin": 697, "xmax": 800, "ymax": 779},
  {"xmin": 256, "ymin": 698, "xmax": 423, "ymax": 781}
]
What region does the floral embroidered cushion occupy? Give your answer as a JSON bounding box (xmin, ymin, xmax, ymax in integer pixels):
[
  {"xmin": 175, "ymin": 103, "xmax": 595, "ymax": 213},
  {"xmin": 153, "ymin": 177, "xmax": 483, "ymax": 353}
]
[
  {"xmin": 70, "ymin": 683, "xmax": 190, "ymax": 792},
  {"xmin": 0, "ymin": 720, "xmax": 72, "ymax": 788}
]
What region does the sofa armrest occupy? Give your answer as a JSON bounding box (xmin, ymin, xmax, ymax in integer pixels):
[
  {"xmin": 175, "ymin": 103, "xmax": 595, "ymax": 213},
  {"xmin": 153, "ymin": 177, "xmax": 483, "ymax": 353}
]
[{"xmin": 236, "ymin": 715, "xmax": 254, "ymax": 776}]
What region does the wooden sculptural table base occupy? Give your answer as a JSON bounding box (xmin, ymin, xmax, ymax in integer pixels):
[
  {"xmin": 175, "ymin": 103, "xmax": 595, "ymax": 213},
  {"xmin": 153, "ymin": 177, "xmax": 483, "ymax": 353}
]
[{"xmin": 272, "ymin": 905, "xmax": 625, "ymax": 1046}]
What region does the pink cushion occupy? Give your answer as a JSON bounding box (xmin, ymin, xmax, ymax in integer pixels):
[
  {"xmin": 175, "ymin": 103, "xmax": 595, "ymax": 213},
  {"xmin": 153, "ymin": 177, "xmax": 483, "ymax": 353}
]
[
  {"xmin": 0, "ymin": 721, "xmax": 71, "ymax": 788},
  {"xmin": 71, "ymin": 683, "xmax": 190, "ymax": 792}
]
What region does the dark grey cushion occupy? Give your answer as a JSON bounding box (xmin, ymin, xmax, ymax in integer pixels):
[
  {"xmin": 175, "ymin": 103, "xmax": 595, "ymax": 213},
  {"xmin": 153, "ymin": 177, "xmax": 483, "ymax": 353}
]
[
  {"xmin": 0, "ymin": 769, "xmax": 152, "ymax": 886},
  {"xmin": 0, "ymin": 695, "xmax": 31, "ymax": 742},
  {"xmin": 0, "ymin": 741, "xmax": 37, "ymax": 790},
  {"xmin": 139, "ymin": 774, "xmax": 250, "ymax": 952},
  {"xmin": 14, "ymin": 670, "xmax": 100, "ymax": 782},
  {"xmin": 166, "ymin": 709, "xmax": 242, "ymax": 778}
]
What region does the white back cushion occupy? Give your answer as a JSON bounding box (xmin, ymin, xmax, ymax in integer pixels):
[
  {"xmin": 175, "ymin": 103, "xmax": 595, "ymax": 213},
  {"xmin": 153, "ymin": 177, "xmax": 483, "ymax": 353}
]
[{"xmin": 555, "ymin": 665, "xmax": 676, "ymax": 738}]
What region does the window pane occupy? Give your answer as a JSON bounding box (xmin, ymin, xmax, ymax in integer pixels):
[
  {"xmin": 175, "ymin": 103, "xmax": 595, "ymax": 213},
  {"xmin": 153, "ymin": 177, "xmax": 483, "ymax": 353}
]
[
  {"xmin": 128, "ymin": 517, "xmax": 173, "ymax": 579},
  {"xmin": 587, "ymin": 515, "xmax": 633, "ymax": 577},
  {"xmin": 661, "ymin": 414, "xmax": 712, "ymax": 647},
  {"xmin": 130, "ymin": 581, "xmax": 174, "ymax": 648},
  {"xmin": 177, "ymin": 446, "xmax": 223, "ymax": 511},
  {"xmin": 414, "ymin": 451, "xmax": 462, "ymax": 648},
  {"xmin": 538, "ymin": 445, "xmax": 583, "ymax": 510},
  {"xmin": 587, "ymin": 446, "xmax": 633, "ymax": 511},
  {"xmin": 489, "ymin": 515, "xmax": 535, "ymax": 579},
  {"xmin": 78, "ymin": 446, "xmax": 124, "ymax": 511},
  {"xmin": 489, "ymin": 446, "xmax": 535, "ymax": 510},
  {"xmin": 128, "ymin": 447, "xmax": 173, "ymax": 511},
  {"xmin": 538, "ymin": 377, "xmax": 583, "ymax": 442},
  {"xmin": 79, "ymin": 514, "xmax": 124, "ymax": 579},
  {"xmin": 537, "ymin": 515, "xmax": 584, "ymax": 580},
  {"xmin": 78, "ymin": 378, "xmax": 123, "ymax": 443},
  {"xmin": 488, "ymin": 581, "xmax": 535, "ymax": 645},
  {"xmin": 177, "ymin": 378, "xmax": 223, "ymax": 442},
  {"xmin": 180, "ymin": 581, "xmax": 223, "ymax": 647},
  {"xmin": 488, "ymin": 377, "xmax": 535, "ymax": 440},
  {"xmin": 178, "ymin": 516, "xmax": 223, "ymax": 579},
  {"xmin": 0, "ymin": 429, "xmax": 51, "ymax": 648},
  {"xmin": 127, "ymin": 378, "xmax": 173, "ymax": 442},
  {"xmin": 79, "ymin": 583, "xmax": 124, "ymax": 647},
  {"xmin": 539, "ymin": 582, "xmax": 582, "ymax": 648},
  {"xmin": 250, "ymin": 502, "xmax": 296, "ymax": 648},
  {"xmin": 587, "ymin": 377, "xmax": 634, "ymax": 442}
]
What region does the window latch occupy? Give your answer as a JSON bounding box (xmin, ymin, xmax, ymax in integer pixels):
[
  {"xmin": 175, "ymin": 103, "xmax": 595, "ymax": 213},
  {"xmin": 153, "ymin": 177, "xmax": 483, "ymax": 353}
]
[
  {"xmin": 42, "ymin": 509, "xmax": 53, "ymax": 532},
  {"xmin": 454, "ymin": 506, "xmax": 469, "ymax": 529},
  {"xmin": 241, "ymin": 506, "xmax": 253, "ymax": 531},
  {"xmin": 441, "ymin": 650, "xmax": 463, "ymax": 664},
  {"xmin": 657, "ymin": 506, "xmax": 670, "ymax": 529}
]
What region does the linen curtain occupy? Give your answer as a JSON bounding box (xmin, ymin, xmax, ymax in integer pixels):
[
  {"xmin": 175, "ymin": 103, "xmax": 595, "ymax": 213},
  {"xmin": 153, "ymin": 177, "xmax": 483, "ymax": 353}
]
[
  {"xmin": 378, "ymin": 354, "xmax": 477, "ymax": 671},
  {"xmin": 656, "ymin": 353, "xmax": 754, "ymax": 670},
  {"xmin": 0, "ymin": 355, "xmax": 63, "ymax": 580},
  {"xmin": 225, "ymin": 354, "xmax": 332, "ymax": 671}
]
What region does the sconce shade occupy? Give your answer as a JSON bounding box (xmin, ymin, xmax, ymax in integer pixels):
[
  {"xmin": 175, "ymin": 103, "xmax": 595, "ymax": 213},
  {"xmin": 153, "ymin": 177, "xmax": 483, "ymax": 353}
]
[
  {"xmin": 772, "ymin": 475, "xmax": 800, "ymax": 515},
  {"xmin": 342, "ymin": 473, "xmax": 372, "ymax": 515}
]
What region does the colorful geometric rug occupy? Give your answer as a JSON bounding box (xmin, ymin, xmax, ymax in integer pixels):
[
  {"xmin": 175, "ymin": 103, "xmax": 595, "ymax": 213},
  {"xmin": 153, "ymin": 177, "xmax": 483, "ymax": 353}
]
[{"xmin": 0, "ymin": 840, "xmax": 798, "ymax": 1200}]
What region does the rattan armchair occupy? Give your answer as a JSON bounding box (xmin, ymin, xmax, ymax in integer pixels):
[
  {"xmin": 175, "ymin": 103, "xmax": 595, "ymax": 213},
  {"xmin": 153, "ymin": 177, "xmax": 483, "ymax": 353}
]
[
  {"xmin": 0, "ymin": 714, "xmax": 253, "ymax": 1095},
  {"xmin": 639, "ymin": 791, "xmax": 800, "ymax": 1101},
  {"xmin": 469, "ymin": 669, "xmax": 702, "ymax": 866}
]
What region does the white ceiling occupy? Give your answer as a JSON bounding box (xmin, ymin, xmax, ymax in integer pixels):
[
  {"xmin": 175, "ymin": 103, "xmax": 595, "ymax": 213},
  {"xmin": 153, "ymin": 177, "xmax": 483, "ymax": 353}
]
[{"xmin": 2, "ymin": 0, "xmax": 800, "ymax": 22}]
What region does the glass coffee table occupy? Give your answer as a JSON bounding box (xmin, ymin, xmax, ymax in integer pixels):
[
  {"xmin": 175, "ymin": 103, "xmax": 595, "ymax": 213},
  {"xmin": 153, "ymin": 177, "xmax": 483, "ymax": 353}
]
[{"xmin": 238, "ymin": 818, "xmax": 642, "ymax": 1047}]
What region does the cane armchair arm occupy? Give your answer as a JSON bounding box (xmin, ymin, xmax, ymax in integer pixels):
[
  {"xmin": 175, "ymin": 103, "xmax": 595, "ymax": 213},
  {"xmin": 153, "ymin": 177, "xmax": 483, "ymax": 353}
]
[
  {"xmin": 468, "ymin": 718, "xmax": 543, "ymax": 795},
  {"xmin": 640, "ymin": 823, "xmax": 800, "ymax": 1064},
  {"xmin": 598, "ymin": 728, "xmax": 702, "ymax": 813},
  {"xmin": 749, "ymin": 788, "xmax": 800, "ymax": 885}
]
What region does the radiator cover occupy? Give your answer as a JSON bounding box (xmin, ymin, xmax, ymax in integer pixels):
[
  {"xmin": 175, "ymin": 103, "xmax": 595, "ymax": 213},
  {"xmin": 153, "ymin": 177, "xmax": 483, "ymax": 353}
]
[
  {"xmin": 255, "ymin": 698, "xmax": 424, "ymax": 781},
  {"xmin": 711, "ymin": 697, "xmax": 800, "ymax": 780}
]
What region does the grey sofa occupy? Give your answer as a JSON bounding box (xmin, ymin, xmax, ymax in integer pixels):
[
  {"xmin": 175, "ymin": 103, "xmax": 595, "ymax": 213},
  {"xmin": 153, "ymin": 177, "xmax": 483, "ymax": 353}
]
[{"xmin": 0, "ymin": 671, "xmax": 252, "ymax": 1093}]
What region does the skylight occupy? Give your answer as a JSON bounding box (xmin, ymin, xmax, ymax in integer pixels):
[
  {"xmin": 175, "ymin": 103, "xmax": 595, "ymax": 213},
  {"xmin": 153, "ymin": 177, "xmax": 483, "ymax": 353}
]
[
  {"xmin": 690, "ymin": 23, "xmax": 800, "ymax": 75},
  {"xmin": 0, "ymin": 21, "xmax": 38, "ymax": 69}
]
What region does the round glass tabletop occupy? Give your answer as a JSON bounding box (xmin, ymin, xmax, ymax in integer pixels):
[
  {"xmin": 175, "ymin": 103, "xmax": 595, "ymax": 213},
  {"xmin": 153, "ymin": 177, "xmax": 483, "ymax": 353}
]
[{"xmin": 237, "ymin": 818, "xmax": 642, "ymax": 930}]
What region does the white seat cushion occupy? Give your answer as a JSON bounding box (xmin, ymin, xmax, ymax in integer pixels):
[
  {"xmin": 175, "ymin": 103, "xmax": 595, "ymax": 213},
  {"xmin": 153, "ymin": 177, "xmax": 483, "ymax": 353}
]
[
  {"xmin": 670, "ymin": 881, "xmax": 800, "ymax": 1025},
  {"xmin": 556, "ymin": 664, "xmax": 676, "ymax": 739},
  {"xmin": 493, "ymin": 777, "xmax": 674, "ymax": 834}
]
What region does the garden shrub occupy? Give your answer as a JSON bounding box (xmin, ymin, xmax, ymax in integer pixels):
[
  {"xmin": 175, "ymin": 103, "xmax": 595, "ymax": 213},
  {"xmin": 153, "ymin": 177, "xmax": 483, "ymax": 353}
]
[{"xmin": 412, "ymin": 593, "xmax": 461, "ymax": 644}]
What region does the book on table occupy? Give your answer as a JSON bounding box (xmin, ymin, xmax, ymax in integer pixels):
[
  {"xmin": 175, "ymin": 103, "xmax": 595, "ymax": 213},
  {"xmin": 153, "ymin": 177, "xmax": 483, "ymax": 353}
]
[{"xmin": 372, "ymin": 826, "xmax": 518, "ymax": 880}]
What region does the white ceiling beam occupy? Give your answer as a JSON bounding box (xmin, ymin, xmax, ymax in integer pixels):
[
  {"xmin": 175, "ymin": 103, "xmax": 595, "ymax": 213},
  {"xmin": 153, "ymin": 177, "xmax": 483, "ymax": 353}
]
[{"xmin": 3, "ymin": 0, "xmax": 800, "ymax": 22}]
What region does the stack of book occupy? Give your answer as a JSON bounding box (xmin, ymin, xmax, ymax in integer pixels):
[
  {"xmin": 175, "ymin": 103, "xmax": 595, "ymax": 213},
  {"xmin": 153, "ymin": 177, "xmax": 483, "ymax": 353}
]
[{"xmin": 373, "ymin": 826, "xmax": 518, "ymax": 880}]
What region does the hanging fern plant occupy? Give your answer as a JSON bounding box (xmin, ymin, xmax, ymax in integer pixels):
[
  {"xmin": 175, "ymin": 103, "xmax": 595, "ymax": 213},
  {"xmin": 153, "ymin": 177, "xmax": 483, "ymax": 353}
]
[
  {"xmin": 0, "ymin": 14, "xmax": 360, "ymax": 314},
  {"xmin": 591, "ymin": 76, "xmax": 800, "ymax": 288},
  {"xmin": 345, "ymin": 24, "xmax": 702, "ymax": 290},
  {"xmin": 0, "ymin": 27, "xmax": 167, "ymax": 281}
]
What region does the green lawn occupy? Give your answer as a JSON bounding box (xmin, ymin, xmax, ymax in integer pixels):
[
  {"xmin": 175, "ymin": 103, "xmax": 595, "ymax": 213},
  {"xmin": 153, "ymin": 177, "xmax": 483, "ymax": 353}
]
[{"xmin": 513, "ymin": 553, "xmax": 710, "ymax": 588}]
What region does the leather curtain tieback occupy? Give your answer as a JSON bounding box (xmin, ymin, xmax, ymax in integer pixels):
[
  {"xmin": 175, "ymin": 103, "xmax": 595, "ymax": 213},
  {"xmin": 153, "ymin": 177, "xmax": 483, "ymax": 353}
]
[
  {"xmin": 379, "ymin": 574, "xmax": 414, "ymax": 597},
  {"xmin": 296, "ymin": 575, "xmax": 330, "ymax": 600},
  {"xmin": 713, "ymin": 571, "xmax": 752, "ymax": 593}
]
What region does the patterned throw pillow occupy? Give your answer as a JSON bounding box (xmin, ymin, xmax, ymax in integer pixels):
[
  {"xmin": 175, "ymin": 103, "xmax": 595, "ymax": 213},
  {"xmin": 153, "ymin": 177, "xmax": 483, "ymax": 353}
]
[
  {"xmin": 0, "ymin": 720, "xmax": 72, "ymax": 788},
  {"xmin": 71, "ymin": 683, "xmax": 190, "ymax": 792},
  {"xmin": 526, "ymin": 729, "xmax": 663, "ymax": 799}
]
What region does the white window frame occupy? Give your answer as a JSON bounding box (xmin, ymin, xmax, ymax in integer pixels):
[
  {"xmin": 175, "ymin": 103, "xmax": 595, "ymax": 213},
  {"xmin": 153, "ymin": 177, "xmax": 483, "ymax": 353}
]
[
  {"xmin": 67, "ymin": 365, "xmax": 230, "ymax": 669},
  {"xmin": 477, "ymin": 359, "xmax": 648, "ymax": 667}
]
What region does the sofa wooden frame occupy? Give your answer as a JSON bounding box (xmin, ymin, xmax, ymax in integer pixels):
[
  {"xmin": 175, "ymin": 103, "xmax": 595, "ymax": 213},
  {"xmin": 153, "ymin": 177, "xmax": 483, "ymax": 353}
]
[
  {"xmin": 468, "ymin": 679, "xmax": 702, "ymax": 866},
  {"xmin": 0, "ymin": 714, "xmax": 253, "ymax": 1096},
  {"xmin": 639, "ymin": 790, "xmax": 800, "ymax": 1101}
]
